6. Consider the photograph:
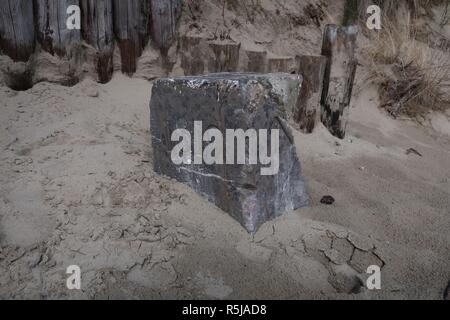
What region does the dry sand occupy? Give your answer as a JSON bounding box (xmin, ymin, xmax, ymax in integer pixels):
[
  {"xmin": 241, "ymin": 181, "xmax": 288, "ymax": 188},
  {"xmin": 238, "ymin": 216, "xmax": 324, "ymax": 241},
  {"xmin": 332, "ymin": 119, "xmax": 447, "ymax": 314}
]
[{"xmin": 0, "ymin": 67, "xmax": 449, "ymax": 299}]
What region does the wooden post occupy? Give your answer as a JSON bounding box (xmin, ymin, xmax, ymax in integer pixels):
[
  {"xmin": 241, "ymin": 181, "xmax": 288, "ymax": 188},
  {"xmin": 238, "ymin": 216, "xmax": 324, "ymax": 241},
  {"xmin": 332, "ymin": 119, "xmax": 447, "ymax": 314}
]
[
  {"xmin": 321, "ymin": 24, "xmax": 358, "ymax": 139},
  {"xmin": 267, "ymin": 57, "xmax": 293, "ymax": 73},
  {"xmin": 112, "ymin": 0, "xmax": 151, "ymax": 75},
  {"xmin": 245, "ymin": 50, "xmax": 267, "ymax": 73},
  {"xmin": 34, "ymin": 0, "xmax": 81, "ymax": 57},
  {"xmin": 80, "ymin": 0, "xmax": 114, "ymax": 83},
  {"xmin": 207, "ymin": 41, "xmax": 241, "ymax": 73},
  {"xmin": 295, "ymin": 55, "xmax": 327, "ymax": 134},
  {"xmin": 180, "ymin": 36, "xmax": 207, "ymax": 76},
  {"xmin": 150, "ymin": 0, "xmax": 181, "ymax": 53},
  {"xmin": 0, "ymin": 0, "xmax": 35, "ymax": 62},
  {"xmin": 0, "ymin": 0, "xmax": 184, "ymax": 82}
]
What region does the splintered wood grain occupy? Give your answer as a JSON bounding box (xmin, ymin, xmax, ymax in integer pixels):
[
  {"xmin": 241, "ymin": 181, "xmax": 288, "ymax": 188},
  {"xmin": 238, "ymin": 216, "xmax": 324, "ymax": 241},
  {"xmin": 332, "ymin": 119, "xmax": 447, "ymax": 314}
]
[
  {"xmin": 0, "ymin": 0, "xmax": 35, "ymax": 62},
  {"xmin": 112, "ymin": 0, "xmax": 151, "ymax": 74},
  {"xmin": 80, "ymin": 0, "xmax": 114, "ymax": 82},
  {"xmin": 295, "ymin": 55, "xmax": 327, "ymax": 134},
  {"xmin": 34, "ymin": 0, "xmax": 81, "ymax": 57},
  {"xmin": 150, "ymin": 0, "xmax": 181, "ymax": 52},
  {"xmin": 321, "ymin": 24, "xmax": 358, "ymax": 139},
  {"xmin": 0, "ymin": 0, "xmax": 183, "ymax": 79}
]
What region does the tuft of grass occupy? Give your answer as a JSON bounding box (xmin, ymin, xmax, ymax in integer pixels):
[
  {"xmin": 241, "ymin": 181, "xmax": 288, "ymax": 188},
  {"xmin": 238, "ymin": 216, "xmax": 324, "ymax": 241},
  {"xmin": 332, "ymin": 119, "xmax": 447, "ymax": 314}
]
[
  {"xmin": 343, "ymin": 0, "xmax": 450, "ymax": 25},
  {"xmin": 361, "ymin": 4, "xmax": 450, "ymax": 118}
]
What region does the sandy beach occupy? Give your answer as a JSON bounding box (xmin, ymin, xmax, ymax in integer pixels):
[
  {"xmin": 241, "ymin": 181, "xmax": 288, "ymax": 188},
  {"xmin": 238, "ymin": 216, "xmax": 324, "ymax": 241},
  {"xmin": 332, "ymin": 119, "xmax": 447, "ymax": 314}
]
[{"xmin": 0, "ymin": 67, "xmax": 449, "ymax": 299}]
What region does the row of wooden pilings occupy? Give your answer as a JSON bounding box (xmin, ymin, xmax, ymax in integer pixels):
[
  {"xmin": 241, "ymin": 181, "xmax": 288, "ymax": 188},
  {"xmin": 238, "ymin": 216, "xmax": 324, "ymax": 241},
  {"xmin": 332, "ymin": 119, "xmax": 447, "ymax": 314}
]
[
  {"xmin": 0, "ymin": 1, "xmax": 358, "ymax": 139},
  {"xmin": 178, "ymin": 24, "xmax": 359, "ymax": 139},
  {"xmin": 0, "ymin": 0, "xmax": 181, "ymax": 82}
]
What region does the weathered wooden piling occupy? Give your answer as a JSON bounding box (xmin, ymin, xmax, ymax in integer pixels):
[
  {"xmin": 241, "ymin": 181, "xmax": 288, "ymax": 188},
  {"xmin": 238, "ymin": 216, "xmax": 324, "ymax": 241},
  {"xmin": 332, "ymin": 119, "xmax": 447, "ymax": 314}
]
[
  {"xmin": 150, "ymin": 0, "xmax": 181, "ymax": 53},
  {"xmin": 321, "ymin": 24, "xmax": 358, "ymax": 139},
  {"xmin": 207, "ymin": 41, "xmax": 241, "ymax": 73},
  {"xmin": 34, "ymin": 0, "xmax": 82, "ymax": 57},
  {"xmin": 245, "ymin": 50, "xmax": 267, "ymax": 73},
  {"xmin": 295, "ymin": 55, "xmax": 327, "ymax": 133},
  {"xmin": 112, "ymin": 0, "xmax": 151, "ymax": 75},
  {"xmin": 267, "ymin": 57, "xmax": 293, "ymax": 73},
  {"xmin": 0, "ymin": 0, "xmax": 185, "ymax": 84},
  {"xmin": 0, "ymin": 0, "xmax": 35, "ymax": 62},
  {"xmin": 180, "ymin": 36, "xmax": 207, "ymax": 75},
  {"xmin": 80, "ymin": 0, "xmax": 115, "ymax": 83}
]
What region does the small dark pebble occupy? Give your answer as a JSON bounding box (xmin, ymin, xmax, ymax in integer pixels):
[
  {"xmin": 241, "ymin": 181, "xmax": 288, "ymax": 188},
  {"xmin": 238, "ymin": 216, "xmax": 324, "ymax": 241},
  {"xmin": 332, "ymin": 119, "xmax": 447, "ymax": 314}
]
[{"xmin": 320, "ymin": 195, "xmax": 335, "ymax": 205}]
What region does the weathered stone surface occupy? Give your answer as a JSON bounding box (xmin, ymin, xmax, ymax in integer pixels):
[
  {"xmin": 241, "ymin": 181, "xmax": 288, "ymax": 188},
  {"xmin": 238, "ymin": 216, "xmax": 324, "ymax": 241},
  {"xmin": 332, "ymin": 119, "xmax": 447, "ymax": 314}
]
[
  {"xmin": 0, "ymin": 0, "xmax": 35, "ymax": 62},
  {"xmin": 295, "ymin": 55, "xmax": 327, "ymax": 133},
  {"xmin": 268, "ymin": 73, "xmax": 305, "ymax": 122},
  {"xmin": 321, "ymin": 24, "xmax": 358, "ymax": 139},
  {"xmin": 150, "ymin": 73, "xmax": 309, "ymax": 233},
  {"xmin": 35, "ymin": 0, "xmax": 81, "ymax": 57}
]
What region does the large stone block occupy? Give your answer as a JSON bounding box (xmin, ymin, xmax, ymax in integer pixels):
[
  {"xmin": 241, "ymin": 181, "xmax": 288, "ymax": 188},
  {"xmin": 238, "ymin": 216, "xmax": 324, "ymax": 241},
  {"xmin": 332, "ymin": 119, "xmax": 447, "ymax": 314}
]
[{"xmin": 150, "ymin": 73, "xmax": 309, "ymax": 233}]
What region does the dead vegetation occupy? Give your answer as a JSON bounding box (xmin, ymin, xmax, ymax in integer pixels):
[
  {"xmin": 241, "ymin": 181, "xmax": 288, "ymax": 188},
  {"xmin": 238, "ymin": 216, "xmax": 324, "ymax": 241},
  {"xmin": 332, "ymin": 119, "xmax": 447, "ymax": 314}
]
[{"xmin": 360, "ymin": 2, "xmax": 450, "ymax": 119}]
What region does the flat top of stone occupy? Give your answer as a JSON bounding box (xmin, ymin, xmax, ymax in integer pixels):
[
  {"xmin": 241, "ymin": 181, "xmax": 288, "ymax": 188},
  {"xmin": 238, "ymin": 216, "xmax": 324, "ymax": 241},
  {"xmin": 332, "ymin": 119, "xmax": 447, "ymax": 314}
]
[{"xmin": 155, "ymin": 72, "xmax": 301, "ymax": 86}]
